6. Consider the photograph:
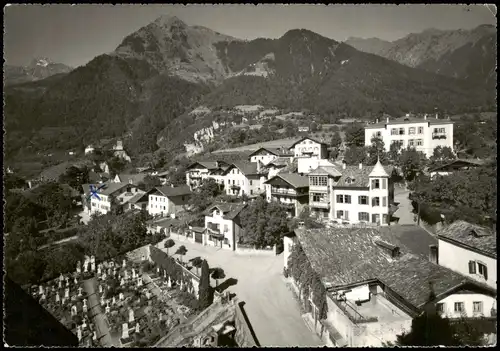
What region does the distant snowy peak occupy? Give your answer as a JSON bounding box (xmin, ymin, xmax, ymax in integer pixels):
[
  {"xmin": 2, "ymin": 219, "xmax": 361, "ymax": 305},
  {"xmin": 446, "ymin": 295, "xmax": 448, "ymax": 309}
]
[{"xmin": 5, "ymin": 58, "xmax": 73, "ymax": 86}]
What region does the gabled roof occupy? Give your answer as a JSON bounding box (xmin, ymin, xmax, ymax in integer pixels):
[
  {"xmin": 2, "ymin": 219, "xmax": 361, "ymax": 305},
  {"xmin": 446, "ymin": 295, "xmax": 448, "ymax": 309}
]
[
  {"xmin": 265, "ymin": 173, "xmax": 309, "ymax": 188},
  {"xmin": 336, "ymin": 164, "xmax": 393, "ymax": 187},
  {"xmin": 81, "ymin": 182, "xmax": 132, "ymax": 196},
  {"xmin": 265, "ymin": 157, "xmax": 292, "ymax": 168},
  {"xmin": 187, "ymin": 161, "xmax": 219, "ymax": 171},
  {"xmin": 308, "ymin": 166, "xmax": 342, "ymax": 177},
  {"xmin": 116, "ymin": 173, "xmax": 147, "ymax": 185},
  {"xmin": 437, "ymin": 220, "xmax": 496, "ymax": 258},
  {"xmin": 369, "ymin": 159, "xmax": 389, "ymax": 177},
  {"xmin": 203, "ymin": 202, "xmax": 247, "ymax": 220},
  {"xmin": 126, "ymin": 192, "xmax": 149, "ymax": 204},
  {"xmin": 248, "ymin": 147, "xmax": 293, "ymax": 157},
  {"xmin": 289, "ymin": 136, "xmax": 328, "ymax": 149},
  {"xmin": 277, "ymin": 159, "xmax": 298, "ymax": 174},
  {"xmin": 295, "ymin": 225, "xmax": 494, "ymax": 311},
  {"xmin": 155, "ymin": 185, "xmax": 192, "ymax": 198},
  {"xmin": 428, "ymin": 159, "xmax": 485, "ymax": 173},
  {"xmin": 223, "ymin": 161, "xmax": 266, "ymax": 176},
  {"xmin": 38, "ymin": 161, "xmax": 87, "ymax": 181}
]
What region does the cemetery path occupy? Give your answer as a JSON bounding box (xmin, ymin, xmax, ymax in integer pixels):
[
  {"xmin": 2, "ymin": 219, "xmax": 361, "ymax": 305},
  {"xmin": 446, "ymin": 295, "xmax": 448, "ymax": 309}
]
[
  {"xmin": 83, "ymin": 278, "xmax": 115, "ymax": 347},
  {"xmin": 156, "ymin": 240, "xmax": 323, "ymax": 347}
]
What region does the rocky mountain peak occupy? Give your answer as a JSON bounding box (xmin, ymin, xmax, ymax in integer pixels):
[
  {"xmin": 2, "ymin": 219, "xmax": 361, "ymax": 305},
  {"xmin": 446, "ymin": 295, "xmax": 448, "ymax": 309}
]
[{"xmin": 152, "ymin": 14, "xmax": 187, "ymax": 29}]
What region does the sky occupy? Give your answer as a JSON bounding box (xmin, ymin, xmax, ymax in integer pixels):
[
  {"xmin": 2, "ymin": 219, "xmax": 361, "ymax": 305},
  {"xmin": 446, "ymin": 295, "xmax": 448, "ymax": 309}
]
[{"xmin": 4, "ymin": 3, "xmax": 497, "ymax": 68}]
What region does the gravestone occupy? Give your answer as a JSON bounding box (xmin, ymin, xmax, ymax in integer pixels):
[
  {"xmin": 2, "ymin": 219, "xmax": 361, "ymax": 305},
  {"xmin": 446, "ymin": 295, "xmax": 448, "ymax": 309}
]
[
  {"xmin": 59, "ymin": 273, "xmax": 64, "ymax": 283},
  {"xmin": 66, "ymin": 279, "xmax": 70, "ymax": 288},
  {"xmin": 119, "ymin": 292, "xmax": 124, "ymax": 301},
  {"xmin": 62, "ymin": 297, "xmax": 66, "ymax": 305},
  {"xmin": 145, "ymin": 291, "xmax": 151, "ymax": 300},
  {"xmin": 74, "ymin": 277, "xmax": 78, "ymax": 285},
  {"xmin": 124, "ymin": 270, "xmax": 129, "ymax": 280},
  {"xmin": 56, "ymin": 293, "xmax": 60, "ymax": 303},
  {"xmin": 122, "ymin": 259, "xmax": 126, "ymax": 268},
  {"xmin": 82, "ymin": 319, "xmax": 87, "ymax": 329},
  {"xmin": 132, "ymin": 269, "xmax": 136, "ymax": 279},
  {"xmin": 120, "ymin": 278, "xmax": 125, "ymax": 287},
  {"xmin": 105, "ymin": 305, "xmax": 110, "ymax": 314},
  {"xmin": 108, "ymin": 268, "xmax": 112, "ymax": 276},
  {"xmin": 40, "ymin": 293, "xmax": 46, "ymax": 301},
  {"xmin": 159, "ymin": 312, "xmax": 163, "ymax": 321},
  {"xmin": 58, "ymin": 280, "xmax": 62, "ymax": 289},
  {"xmin": 135, "ymin": 322, "xmax": 140, "ymax": 334},
  {"xmin": 76, "ymin": 261, "xmax": 81, "ymax": 274},
  {"xmin": 102, "ymin": 272, "xmax": 107, "ymax": 281},
  {"xmin": 91, "ymin": 262, "xmax": 96, "ymax": 272},
  {"xmin": 167, "ymin": 277, "xmax": 172, "ymax": 288},
  {"xmin": 78, "ymin": 287, "xmax": 83, "ymax": 297},
  {"xmin": 112, "ymin": 296, "xmax": 117, "ymax": 305},
  {"xmin": 84, "ymin": 262, "xmax": 88, "ymax": 273},
  {"xmin": 39, "ymin": 285, "xmax": 44, "ymax": 295},
  {"xmin": 93, "ymin": 331, "xmax": 97, "ymax": 341},
  {"xmin": 157, "ymin": 267, "xmax": 160, "ymax": 274},
  {"xmin": 99, "ymin": 285, "xmax": 103, "ymax": 294},
  {"xmin": 52, "ymin": 285, "xmax": 56, "ymax": 292},
  {"xmin": 128, "ymin": 309, "xmax": 135, "ymax": 323},
  {"xmin": 90, "ymin": 255, "xmax": 95, "ymax": 264},
  {"xmin": 77, "ymin": 326, "xmax": 82, "ymax": 341},
  {"xmin": 97, "ymin": 266, "xmax": 102, "ymax": 275},
  {"xmin": 71, "ymin": 305, "xmax": 77, "ymax": 316},
  {"xmin": 101, "ymin": 296, "xmax": 105, "ymax": 306},
  {"xmin": 121, "ymin": 323, "xmax": 129, "ymax": 339},
  {"xmin": 65, "ymin": 288, "xmax": 70, "ymax": 299}
]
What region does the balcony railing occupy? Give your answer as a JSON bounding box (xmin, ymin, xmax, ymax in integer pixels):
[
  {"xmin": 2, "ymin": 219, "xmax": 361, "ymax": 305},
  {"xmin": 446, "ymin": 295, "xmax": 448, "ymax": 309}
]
[
  {"xmin": 333, "ymin": 298, "xmax": 378, "ymax": 324},
  {"xmin": 432, "ymin": 133, "xmax": 447, "ymax": 140},
  {"xmin": 271, "ymin": 188, "xmax": 308, "ymax": 196},
  {"xmin": 230, "ymin": 184, "xmax": 241, "ymax": 190},
  {"xmin": 310, "ymin": 201, "xmax": 330, "ymax": 209},
  {"xmin": 207, "ymin": 223, "xmax": 220, "ymax": 232}
]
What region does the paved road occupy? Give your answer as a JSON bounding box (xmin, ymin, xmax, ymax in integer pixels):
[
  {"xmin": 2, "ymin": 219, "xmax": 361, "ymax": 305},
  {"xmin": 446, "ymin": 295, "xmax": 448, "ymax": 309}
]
[
  {"xmin": 83, "ymin": 278, "xmax": 114, "ymax": 347},
  {"xmin": 157, "ymin": 239, "xmax": 322, "ymax": 347},
  {"xmin": 393, "ymin": 186, "xmax": 416, "ymax": 225}
]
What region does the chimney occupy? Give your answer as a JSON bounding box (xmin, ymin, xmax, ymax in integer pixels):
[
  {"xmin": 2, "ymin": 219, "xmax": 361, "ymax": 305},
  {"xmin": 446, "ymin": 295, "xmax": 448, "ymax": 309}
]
[
  {"xmin": 342, "ymin": 162, "xmax": 346, "ymax": 170},
  {"xmin": 171, "ymin": 184, "xmax": 174, "ymax": 188},
  {"xmin": 424, "ymin": 114, "xmax": 427, "ymax": 120},
  {"xmin": 429, "ymin": 245, "xmax": 439, "ymax": 264},
  {"xmin": 359, "ymin": 163, "xmax": 362, "ymax": 170},
  {"xmin": 435, "ymin": 113, "xmax": 438, "ymax": 119},
  {"xmin": 215, "ymin": 161, "xmax": 219, "ymax": 168},
  {"xmin": 386, "ymin": 117, "xmax": 389, "ymax": 123},
  {"xmin": 405, "ymin": 113, "xmax": 409, "ymax": 117},
  {"xmin": 376, "ymin": 118, "xmax": 379, "ymax": 123}
]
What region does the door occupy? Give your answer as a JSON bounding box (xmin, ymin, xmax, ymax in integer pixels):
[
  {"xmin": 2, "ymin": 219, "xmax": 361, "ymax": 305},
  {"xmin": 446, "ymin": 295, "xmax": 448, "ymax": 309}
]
[{"xmin": 195, "ymin": 232, "xmax": 203, "ymax": 244}]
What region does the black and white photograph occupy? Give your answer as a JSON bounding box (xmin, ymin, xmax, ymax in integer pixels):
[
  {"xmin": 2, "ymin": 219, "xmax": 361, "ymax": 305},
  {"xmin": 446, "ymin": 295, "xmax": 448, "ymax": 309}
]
[{"xmin": 3, "ymin": 3, "xmax": 497, "ymax": 347}]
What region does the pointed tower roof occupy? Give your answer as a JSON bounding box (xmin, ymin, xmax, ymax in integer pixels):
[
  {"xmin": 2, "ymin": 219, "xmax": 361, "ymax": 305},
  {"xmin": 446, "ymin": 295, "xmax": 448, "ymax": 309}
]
[{"xmin": 369, "ymin": 159, "xmax": 389, "ymax": 177}]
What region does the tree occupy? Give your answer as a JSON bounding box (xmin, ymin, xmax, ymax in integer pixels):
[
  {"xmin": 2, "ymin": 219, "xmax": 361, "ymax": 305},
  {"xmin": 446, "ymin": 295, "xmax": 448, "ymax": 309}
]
[
  {"xmin": 330, "ymin": 131, "xmax": 342, "ymax": 149},
  {"xmin": 366, "ymin": 136, "xmax": 388, "ymax": 165},
  {"xmin": 210, "ymin": 267, "xmax": 226, "ymax": 287},
  {"xmin": 139, "ymin": 175, "xmax": 162, "ymax": 192},
  {"xmin": 399, "ymin": 147, "xmax": 427, "ymax": 183},
  {"xmin": 189, "ymin": 256, "xmax": 203, "ymax": 276},
  {"xmin": 188, "ymin": 178, "xmax": 223, "ymax": 213},
  {"xmin": 429, "ymin": 146, "xmax": 456, "ymax": 168},
  {"xmin": 175, "ymin": 245, "xmax": 188, "ymax": 263},
  {"xmin": 344, "ymin": 122, "xmax": 365, "ymax": 147},
  {"xmin": 59, "ymin": 166, "xmax": 88, "ymax": 189},
  {"xmin": 388, "ymin": 141, "xmax": 403, "ymax": 165},
  {"xmin": 343, "ymin": 146, "xmax": 367, "ymax": 165},
  {"xmin": 239, "ymin": 197, "xmax": 290, "ymax": 248},
  {"xmin": 164, "ymin": 239, "xmax": 175, "ymax": 256},
  {"xmin": 30, "ymin": 182, "xmax": 72, "ymax": 222},
  {"xmin": 198, "ymin": 259, "xmax": 213, "ymax": 310},
  {"xmin": 4, "ymin": 173, "xmax": 27, "ymax": 191}
]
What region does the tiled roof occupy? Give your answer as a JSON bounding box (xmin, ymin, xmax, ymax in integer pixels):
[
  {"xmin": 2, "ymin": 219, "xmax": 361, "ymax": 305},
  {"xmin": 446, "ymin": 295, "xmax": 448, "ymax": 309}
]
[
  {"xmin": 265, "ymin": 157, "xmax": 291, "ymax": 168},
  {"xmin": 248, "ymin": 147, "xmax": 293, "ymax": 157},
  {"xmin": 156, "ymin": 185, "xmax": 192, "ymax": 198},
  {"xmin": 294, "ymin": 225, "xmax": 477, "ymax": 310},
  {"xmin": 309, "ymin": 166, "xmax": 342, "ymax": 177},
  {"xmin": 81, "ymin": 182, "xmax": 129, "ymax": 196},
  {"xmin": 116, "ymin": 173, "xmax": 147, "ymax": 185},
  {"xmin": 203, "ymin": 202, "xmax": 247, "ymax": 220},
  {"xmin": 437, "ymin": 221, "xmax": 496, "ymax": 258},
  {"xmin": 126, "ymin": 192, "xmax": 149, "ymax": 204},
  {"xmin": 224, "ymin": 161, "xmax": 266, "ymax": 176},
  {"xmin": 428, "ymin": 159, "xmax": 485, "ymax": 173},
  {"xmin": 266, "ymin": 173, "xmax": 309, "ymax": 188},
  {"xmin": 335, "ymin": 164, "xmax": 393, "ymax": 187},
  {"xmin": 289, "ymin": 136, "xmax": 328, "ymax": 148},
  {"xmin": 278, "ymin": 159, "xmax": 298, "ymax": 174},
  {"xmin": 187, "ymin": 161, "xmax": 219, "ymax": 170},
  {"xmin": 365, "ymin": 117, "xmax": 455, "ymax": 129}
]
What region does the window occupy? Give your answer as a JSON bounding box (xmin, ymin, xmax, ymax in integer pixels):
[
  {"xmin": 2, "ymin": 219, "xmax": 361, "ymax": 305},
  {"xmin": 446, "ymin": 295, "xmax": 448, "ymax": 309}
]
[
  {"xmin": 468, "ymin": 260, "xmax": 477, "ymax": 274},
  {"xmin": 250, "ymin": 180, "xmax": 253, "ymax": 186},
  {"xmin": 358, "ymin": 196, "xmax": 368, "ymax": 205},
  {"xmin": 382, "ymin": 214, "xmax": 388, "ymax": 224},
  {"xmin": 408, "ymin": 139, "xmax": 415, "ymax": 147},
  {"xmin": 250, "ymin": 190, "xmax": 253, "ymax": 195},
  {"xmin": 382, "ymin": 179, "xmax": 387, "ymax": 189},
  {"xmin": 336, "ymin": 195, "xmax": 344, "ymax": 203},
  {"xmin": 473, "ymin": 301, "xmax": 483, "ymax": 313},
  {"xmin": 391, "ymin": 128, "xmax": 398, "ymax": 135},
  {"xmin": 382, "ymin": 196, "xmax": 387, "ymax": 207},
  {"xmin": 434, "ymin": 127, "xmax": 445, "ymax": 133},
  {"xmin": 454, "ymin": 302, "xmax": 464, "ymax": 313},
  {"xmin": 336, "ymin": 210, "xmax": 344, "ymax": 219},
  {"xmin": 418, "ymin": 126, "xmax": 424, "ymax": 134},
  {"xmin": 399, "ymin": 128, "xmax": 405, "ymax": 135},
  {"xmin": 371, "ymin": 179, "xmax": 380, "ymax": 189},
  {"xmin": 312, "ymin": 193, "xmax": 324, "ymax": 202},
  {"xmin": 477, "ymin": 262, "xmax": 488, "ymax": 280},
  {"xmin": 344, "ymin": 195, "xmax": 351, "ymax": 204},
  {"xmin": 436, "ymin": 303, "xmax": 445, "ymax": 313},
  {"xmin": 373, "ymin": 132, "xmax": 381, "ymax": 138},
  {"xmin": 409, "ymin": 127, "xmax": 416, "ymax": 135},
  {"xmin": 372, "ymin": 214, "xmax": 380, "ymax": 224},
  {"xmin": 372, "ymin": 197, "xmax": 380, "ymax": 207},
  {"xmin": 358, "ymin": 212, "xmax": 369, "ymax": 221},
  {"xmin": 416, "ymin": 139, "xmax": 423, "ymax": 146},
  {"xmin": 310, "ymin": 176, "xmax": 328, "ymax": 187},
  {"xmin": 232, "ymin": 180, "xmax": 235, "ymax": 185},
  {"xmin": 344, "ymin": 211, "xmax": 349, "ymax": 220}
]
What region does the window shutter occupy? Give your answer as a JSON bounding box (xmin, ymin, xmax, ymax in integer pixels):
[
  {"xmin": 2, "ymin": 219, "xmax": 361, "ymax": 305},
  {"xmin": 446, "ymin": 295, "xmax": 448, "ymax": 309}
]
[
  {"xmin": 468, "ymin": 261, "xmax": 476, "ymax": 274},
  {"xmin": 345, "ymin": 211, "xmax": 349, "ymax": 221},
  {"xmin": 483, "ymin": 265, "xmax": 488, "ymax": 280},
  {"xmin": 371, "ymin": 180, "xmax": 375, "ymax": 189},
  {"xmin": 358, "ymin": 196, "xmax": 362, "ymax": 204},
  {"xmin": 382, "ymin": 179, "xmax": 387, "ymax": 189},
  {"xmin": 383, "ymin": 197, "xmax": 387, "ymax": 207}
]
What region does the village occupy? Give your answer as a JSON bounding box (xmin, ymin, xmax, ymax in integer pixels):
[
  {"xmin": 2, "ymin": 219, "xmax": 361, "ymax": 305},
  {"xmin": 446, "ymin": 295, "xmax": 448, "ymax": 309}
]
[{"xmin": 5, "ymin": 113, "xmax": 497, "ymax": 347}]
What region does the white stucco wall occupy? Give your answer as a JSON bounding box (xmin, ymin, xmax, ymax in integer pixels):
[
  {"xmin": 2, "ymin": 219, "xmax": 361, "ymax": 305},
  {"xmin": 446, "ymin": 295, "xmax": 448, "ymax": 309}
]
[
  {"xmin": 292, "ymin": 139, "xmax": 327, "ymax": 159},
  {"xmin": 250, "ymin": 150, "xmax": 279, "ymax": 165},
  {"xmin": 437, "ymin": 293, "xmax": 497, "ymax": 319},
  {"xmin": 148, "ymin": 194, "xmax": 171, "ymax": 216},
  {"xmin": 205, "ymin": 210, "xmax": 235, "ymax": 249},
  {"xmin": 438, "ymin": 239, "xmax": 497, "ymax": 289},
  {"xmin": 224, "ymin": 169, "xmax": 264, "ymax": 196}
]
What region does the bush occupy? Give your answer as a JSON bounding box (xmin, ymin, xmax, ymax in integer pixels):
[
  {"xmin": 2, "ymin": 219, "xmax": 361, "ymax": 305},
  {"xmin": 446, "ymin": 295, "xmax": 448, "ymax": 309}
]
[{"xmin": 176, "ymin": 291, "xmax": 199, "ymax": 310}]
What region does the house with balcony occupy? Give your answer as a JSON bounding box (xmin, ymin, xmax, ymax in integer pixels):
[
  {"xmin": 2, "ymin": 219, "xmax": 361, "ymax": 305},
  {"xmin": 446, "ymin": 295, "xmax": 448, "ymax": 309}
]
[
  {"xmin": 264, "ymin": 173, "xmax": 309, "ymax": 217},
  {"xmin": 203, "ymin": 202, "xmax": 247, "ymax": 250},
  {"xmin": 148, "ymin": 185, "xmax": 192, "ymax": 218},
  {"xmin": 307, "ymin": 160, "xmax": 395, "ymax": 225},
  {"xmin": 248, "ymin": 147, "xmax": 293, "ymax": 165},
  {"xmin": 428, "ymin": 159, "xmax": 484, "ymax": 178},
  {"xmin": 288, "ymin": 225, "xmax": 497, "ymax": 347},
  {"xmin": 364, "ymin": 114, "xmax": 454, "ymax": 158},
  {"xmin": 221, "ymin": 161, "xmax": 267, "ymax": 197},
  {"xmin": 436, "ymin": 221, "xmax": 496, "ymax": 292},
  {"xmin": 81, "ymin": 182, "xmax": 144, "ymax": 215},
  {"xmin": 185, "ymin": 161, "xmax": 229, "ymax": 190},
  {"xmin": 289, "ymin": 137, "xmax": 329, "ymax": 159}
]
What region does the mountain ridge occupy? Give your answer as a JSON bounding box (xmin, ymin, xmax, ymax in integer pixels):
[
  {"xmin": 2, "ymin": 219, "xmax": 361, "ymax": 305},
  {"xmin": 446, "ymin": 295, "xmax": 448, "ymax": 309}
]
[{"xmin": 4, "ymin": 58, "xmax": 73, "ymax": 86}]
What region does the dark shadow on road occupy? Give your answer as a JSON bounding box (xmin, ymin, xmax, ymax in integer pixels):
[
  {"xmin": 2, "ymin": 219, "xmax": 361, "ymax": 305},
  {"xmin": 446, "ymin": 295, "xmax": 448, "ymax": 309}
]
[
  {"xmin": 238, "ymin": 301, "xmax": 261, "ymax": 347},
  {"xmin": 215, "ymin": 278, "xmax": 238, "ymax": 293}
]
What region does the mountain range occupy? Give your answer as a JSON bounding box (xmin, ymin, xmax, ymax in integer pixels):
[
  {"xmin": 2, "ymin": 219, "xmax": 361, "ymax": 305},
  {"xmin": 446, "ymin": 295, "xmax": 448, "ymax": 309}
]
[
  {"xmin": 345, "ymin": 24, "xmax": 497, "ymax": 88},
  {"xmin": 4, "ymin": 15, "xmax": 496, "ymax": 162},
  {"xmin": 4, "ymin": 58, "xmax": 73, "ymax": 86}
]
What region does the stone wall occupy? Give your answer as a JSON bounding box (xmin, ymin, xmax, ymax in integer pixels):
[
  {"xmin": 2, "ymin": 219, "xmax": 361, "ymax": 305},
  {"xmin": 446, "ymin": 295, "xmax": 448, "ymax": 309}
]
[
  {"xmin": 234, "ymin": 301, "xmax": 260, "ymax": 347},
  {"xmin": 125, "ymin": 245, "xmax": 151, "ymax": 262},
  {"xmin": 235, "ymin": 244, "xmax": 277, "ymax": 256}
]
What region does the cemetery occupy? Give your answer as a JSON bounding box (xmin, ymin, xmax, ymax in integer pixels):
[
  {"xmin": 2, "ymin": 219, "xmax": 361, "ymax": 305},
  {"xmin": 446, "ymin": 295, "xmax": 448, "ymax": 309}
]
[{"xmin": 28, "ymin": 256, "xmax": 99, "ymax": 347}]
